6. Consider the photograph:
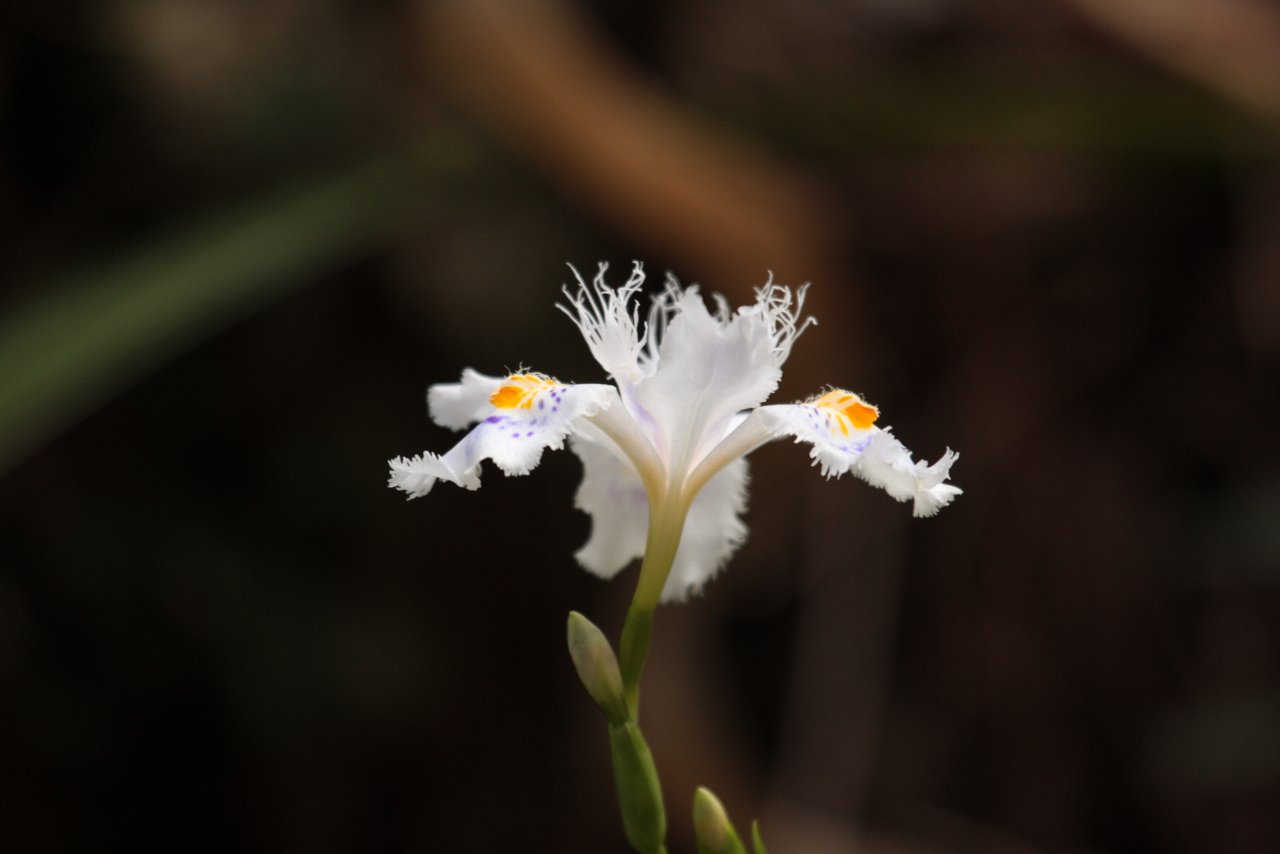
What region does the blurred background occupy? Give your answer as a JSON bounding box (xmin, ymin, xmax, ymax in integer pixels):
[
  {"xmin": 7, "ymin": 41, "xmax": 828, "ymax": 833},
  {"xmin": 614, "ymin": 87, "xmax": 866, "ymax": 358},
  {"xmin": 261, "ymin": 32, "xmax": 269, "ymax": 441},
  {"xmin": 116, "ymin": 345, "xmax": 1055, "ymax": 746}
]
[{"xmin": 2, "ymin": 0, "xmax": 1279, "ymax": 851}]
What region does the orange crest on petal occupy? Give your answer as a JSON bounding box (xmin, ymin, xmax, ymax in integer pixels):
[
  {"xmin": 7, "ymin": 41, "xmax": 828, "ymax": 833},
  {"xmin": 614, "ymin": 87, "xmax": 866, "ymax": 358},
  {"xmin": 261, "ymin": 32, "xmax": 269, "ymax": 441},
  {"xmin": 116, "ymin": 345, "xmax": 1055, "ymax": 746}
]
[
  {"xmin": 490, "ymin": 373, "xmax": 558, "ymax": 409},
  {"xmin": 812, "ymin": 389, "xmax": 879, "ymax": 435}
]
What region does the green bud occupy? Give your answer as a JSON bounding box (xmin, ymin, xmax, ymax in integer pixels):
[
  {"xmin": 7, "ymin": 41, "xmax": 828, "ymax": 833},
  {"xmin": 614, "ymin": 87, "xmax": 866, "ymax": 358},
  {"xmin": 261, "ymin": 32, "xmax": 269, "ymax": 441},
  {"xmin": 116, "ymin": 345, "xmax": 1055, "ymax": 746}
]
[
  {"xmin": 566, "ymin": 611, "xmax": 628, "ymax": 725},
  {"xmin": 609, "ymin": 721, "xmax": 667, "ymax": 852},
  {"xmin": 693, "ymin": 787, "xmax": 746, "ymax": 854},
  {"xmin": 750, "ymin": 819, "xmax": 768, "ymax": 854}
]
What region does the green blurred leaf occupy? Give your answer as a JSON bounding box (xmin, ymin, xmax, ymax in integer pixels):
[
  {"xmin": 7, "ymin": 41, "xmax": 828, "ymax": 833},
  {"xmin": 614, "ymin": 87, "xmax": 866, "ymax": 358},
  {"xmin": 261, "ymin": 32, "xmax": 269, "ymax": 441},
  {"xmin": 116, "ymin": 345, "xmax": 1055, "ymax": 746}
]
[
  {"xmin": 0, "ymin": 140, "xmax": 474, "ymax": 475},
  {"xmin": 727, "ymin": 64, "xmax": 1268, "ymax": 158}
]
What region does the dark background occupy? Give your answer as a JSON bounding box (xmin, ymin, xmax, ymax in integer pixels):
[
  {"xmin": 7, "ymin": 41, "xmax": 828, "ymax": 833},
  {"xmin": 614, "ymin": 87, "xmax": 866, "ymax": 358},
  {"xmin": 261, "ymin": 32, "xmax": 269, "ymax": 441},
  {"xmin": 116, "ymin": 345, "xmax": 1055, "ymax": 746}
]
[{"xmin": 2, "ymin": 1, "xmax": 1279, "ymax": 851}]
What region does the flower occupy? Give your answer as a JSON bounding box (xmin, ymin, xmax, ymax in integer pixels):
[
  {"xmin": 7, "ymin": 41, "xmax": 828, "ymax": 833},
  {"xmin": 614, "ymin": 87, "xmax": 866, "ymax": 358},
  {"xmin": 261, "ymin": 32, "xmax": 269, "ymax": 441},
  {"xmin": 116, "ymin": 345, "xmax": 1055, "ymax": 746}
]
[{"xmin": 389, "ymin": 262, "xmax": 960, "ymax": 603}]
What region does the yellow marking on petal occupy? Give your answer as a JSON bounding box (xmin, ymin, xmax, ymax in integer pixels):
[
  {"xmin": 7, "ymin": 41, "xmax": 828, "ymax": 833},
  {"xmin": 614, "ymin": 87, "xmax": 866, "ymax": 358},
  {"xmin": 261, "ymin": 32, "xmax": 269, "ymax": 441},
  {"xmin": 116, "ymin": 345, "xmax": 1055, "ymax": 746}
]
[
  {"xmin": 812, "ymin": 389, "xmax": 879, "ymax": 435},
  {"xmin": 490, "ymin": 373, "xmax": 558, "ymax": 409}
]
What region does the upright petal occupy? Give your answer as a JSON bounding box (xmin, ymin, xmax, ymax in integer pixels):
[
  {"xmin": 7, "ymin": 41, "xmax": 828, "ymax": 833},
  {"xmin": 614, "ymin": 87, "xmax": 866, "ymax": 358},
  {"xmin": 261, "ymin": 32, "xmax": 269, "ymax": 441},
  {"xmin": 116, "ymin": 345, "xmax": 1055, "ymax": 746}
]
[
  {"xmin": 558, "ymin": 261, "xmax": 648, "ymax": 384},
  {"xmin": 661, "ymin": 458, "xmax": 750, "ymax": 602},
  {"xmin": 635, "ymin": 285, "xmax": 783, "ymax": 468},
  {"xmin": 388, "ymin": 374, "xmax": 615, "ymax": 498},
  {"xmin": 739, "ymin": 277, "xmax": 816, "ymax": 367}
]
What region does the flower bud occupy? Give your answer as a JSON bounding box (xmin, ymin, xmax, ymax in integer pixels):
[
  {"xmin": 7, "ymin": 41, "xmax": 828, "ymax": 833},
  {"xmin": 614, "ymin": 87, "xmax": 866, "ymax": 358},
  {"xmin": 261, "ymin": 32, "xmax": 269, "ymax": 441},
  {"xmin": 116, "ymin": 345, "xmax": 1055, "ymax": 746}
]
[
  {"xmin": 693, "ymin": 787, "xmax": 746, "ymax": 854},
  {"xmin": 566, "ymin": 611, "xmax": 628, "ymax": 725}
]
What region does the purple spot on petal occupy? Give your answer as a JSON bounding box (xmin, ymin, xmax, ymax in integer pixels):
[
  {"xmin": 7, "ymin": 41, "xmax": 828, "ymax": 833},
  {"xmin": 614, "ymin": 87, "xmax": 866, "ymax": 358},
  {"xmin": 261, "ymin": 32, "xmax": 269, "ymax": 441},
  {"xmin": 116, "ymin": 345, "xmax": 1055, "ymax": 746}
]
[{"xmin": 485, "ymin": 416, "xmax": 502, "ymax": 424}]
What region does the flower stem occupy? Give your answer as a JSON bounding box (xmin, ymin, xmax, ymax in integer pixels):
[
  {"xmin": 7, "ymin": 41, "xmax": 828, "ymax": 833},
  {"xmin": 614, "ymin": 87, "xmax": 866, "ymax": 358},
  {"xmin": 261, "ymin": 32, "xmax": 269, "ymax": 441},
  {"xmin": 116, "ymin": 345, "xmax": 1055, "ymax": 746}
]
[
  {"xmin": 618, "ymin": 603, "xmax": 653, "ymax": 717},
  {"xmin": 618, "ymin": 492, "xmax": 688, "ymax": 715}
]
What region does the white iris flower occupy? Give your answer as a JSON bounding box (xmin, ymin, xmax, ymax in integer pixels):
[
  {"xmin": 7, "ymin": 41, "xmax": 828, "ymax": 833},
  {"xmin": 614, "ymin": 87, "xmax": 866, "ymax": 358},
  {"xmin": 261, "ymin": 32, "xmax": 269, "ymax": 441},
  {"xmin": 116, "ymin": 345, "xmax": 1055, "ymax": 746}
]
[{"xmin": 389, "ymin": 263, "xmax": 960, "ymax": 605}]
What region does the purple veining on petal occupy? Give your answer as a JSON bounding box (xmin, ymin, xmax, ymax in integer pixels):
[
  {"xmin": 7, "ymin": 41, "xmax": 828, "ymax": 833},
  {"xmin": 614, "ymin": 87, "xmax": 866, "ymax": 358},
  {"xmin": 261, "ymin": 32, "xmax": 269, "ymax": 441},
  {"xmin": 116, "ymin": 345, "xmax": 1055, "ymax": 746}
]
[{"xmin": 485, "ymin": 416, "xmax": 503, "ymax": 424}]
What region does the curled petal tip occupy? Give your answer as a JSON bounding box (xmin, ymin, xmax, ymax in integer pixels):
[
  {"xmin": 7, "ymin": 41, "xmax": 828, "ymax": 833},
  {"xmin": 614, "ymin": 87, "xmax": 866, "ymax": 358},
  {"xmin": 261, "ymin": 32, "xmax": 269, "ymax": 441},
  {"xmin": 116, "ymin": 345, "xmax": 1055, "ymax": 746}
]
[
  {"xmin": 913, "ymin": 483, "xmax": 963, "ymax": 517},
  {"xmin": 387, "ymin": 454, "xmax": 439, "ymax": 498}
]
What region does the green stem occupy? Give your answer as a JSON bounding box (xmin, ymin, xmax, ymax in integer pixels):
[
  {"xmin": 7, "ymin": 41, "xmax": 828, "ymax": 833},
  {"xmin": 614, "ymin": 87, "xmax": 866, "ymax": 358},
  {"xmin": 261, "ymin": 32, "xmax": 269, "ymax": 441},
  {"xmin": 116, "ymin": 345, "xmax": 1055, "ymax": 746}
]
[
  {"xmin": 607, "ymin": 488, "xmax": 691, "ymax": 852},
  {"xmin": 618, "ymin": 603, "xmax": 653, "ymax": 717},
  {"xmin": 617, "ymin": 492, "xmax": 688, "ymax": 716}
]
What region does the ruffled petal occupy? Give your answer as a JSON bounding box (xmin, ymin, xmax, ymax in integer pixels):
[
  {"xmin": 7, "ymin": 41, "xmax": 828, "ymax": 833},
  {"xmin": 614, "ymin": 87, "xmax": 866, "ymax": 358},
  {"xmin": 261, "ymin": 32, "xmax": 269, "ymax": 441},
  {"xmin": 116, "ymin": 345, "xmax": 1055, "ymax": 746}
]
[
  {"xmin": 570, "ymin": 437, "xmax": 648, "ymax": 578},
  {"xmin": 571, "ymin": 439, "xmax": 750, "ymax": 602},
  {"xmin": 635, "ymin": 285, "xmax": 784, "ymax": 466},
  {"xmin": 388, "ymin": 451, "xmax": 470, "ymax": 498},
  {"xmin": 752, "ymin": 389, "xmax": 960, "ymax": 517},
  {"xmin": 738, "ymin": 277, "xmax": 815, "ymax": 367},
  {"xmin": 388, "ymin": 376, "xmax": 615, "ymax": 497},
  {"xmin": 661, "ymin": 458, "xmax": 750, "ymax": 602},
  {"xmin": 854, "ymin": 431, "xmax": 962, "ymax": 518},
  {"xmin": 558, "ymin": 261, "xmax": 648, "ymax": 385},
  {"xmin": 427, "ymin": 368, "xmax": 503, "ymax": 430},
  {"xmin": 758, "ymin": 390, "xmax": 880, "ymax": 478}
]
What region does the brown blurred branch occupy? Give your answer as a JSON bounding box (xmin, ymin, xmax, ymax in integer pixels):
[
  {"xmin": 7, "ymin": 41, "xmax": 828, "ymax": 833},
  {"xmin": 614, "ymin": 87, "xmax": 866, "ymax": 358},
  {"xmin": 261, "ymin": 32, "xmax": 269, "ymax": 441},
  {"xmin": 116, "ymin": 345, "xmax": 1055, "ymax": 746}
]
[
  {"xmin": 420, "ymin": 0, "xmax": 832, "ymax": 281},
  {"xmin": 418, "ymin": 0, "xmax": 863, "ymax": 394},
  {"xmin": 1062, "ymin": 0, "xmax": 1280, "ymax": 357},
  {"xmin": 1065, "ymin": 0, "xmax": 1280, "ymax": 129}
]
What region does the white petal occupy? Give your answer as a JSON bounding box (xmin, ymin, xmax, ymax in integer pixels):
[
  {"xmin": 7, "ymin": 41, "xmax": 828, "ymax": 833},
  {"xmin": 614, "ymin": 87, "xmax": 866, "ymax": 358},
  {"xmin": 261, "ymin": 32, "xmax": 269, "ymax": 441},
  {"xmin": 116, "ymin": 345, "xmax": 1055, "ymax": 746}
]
[
  {"xmin": 661, "ymin": 458, "xmax": 750, "ymax": 602},
  {"xmin": 571, "ymin": 437, "xmax": 648, "ymax": 578},
  {"xmin": 558, "ymin": 261, "xmax": 648, "ymax": 384},
  {"xmin": 388, "ymin": 451, "xmax": 473, "ymax": 498},
  {"xmin": 571, "ymin": 438, "xmax": 751, "ymax": 602},
  {"xmin": 636, "ymin": 285, "xmax": 783, "ymax": 466},
  {"xmin": 853, "ymin": 430, "xmax": 962, "ymax": 517},
  {"xmin": 912, "ymin": 457, "xmax": 963, "ymax": 517},
  {"xmin": 427, "ymin": 368, "xmax": 503, "ymax": 430},
  {"xmin": 388, "ymin": 378, "xmax": 615, "ymax": 497},
  {"xmin": 754, "ymin": 392, "xmax": 961, "ymax": 517},
  {"xmin": 739, "ymin": 277, "xmax": 816, "ymax": 366},
  {"xmin": 757, "ymin": 395, "xmax": 878, "ymax": 479}
]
